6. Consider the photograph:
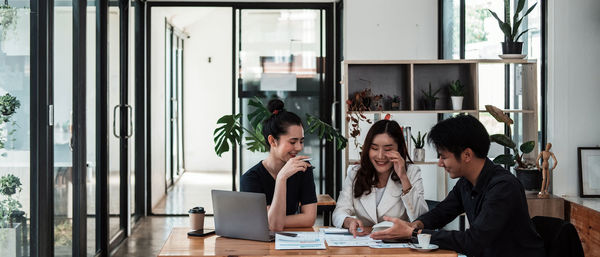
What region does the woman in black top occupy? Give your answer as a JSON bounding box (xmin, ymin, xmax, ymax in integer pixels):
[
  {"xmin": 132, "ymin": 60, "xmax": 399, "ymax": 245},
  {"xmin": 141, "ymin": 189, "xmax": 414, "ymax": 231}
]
[{"xmin": 240, "ymin": 99, "xmax": 317, "ymax": 231}]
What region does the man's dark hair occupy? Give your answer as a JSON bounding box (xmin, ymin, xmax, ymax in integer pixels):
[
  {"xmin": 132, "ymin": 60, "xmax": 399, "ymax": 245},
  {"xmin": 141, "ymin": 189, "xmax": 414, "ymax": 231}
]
[{"xmin": 427, "ymin": 114, "xmax": 490, "ymax": 160}]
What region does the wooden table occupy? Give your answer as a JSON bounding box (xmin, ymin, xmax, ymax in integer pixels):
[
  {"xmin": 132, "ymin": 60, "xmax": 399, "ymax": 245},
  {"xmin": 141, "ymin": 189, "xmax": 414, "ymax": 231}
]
[
  {"xmin": 158, "ymin": 227, "xmax": 457, "ymax": 257},
  {"xmin": 317, "ymin": 194, "xmax": 336, "ymax": 226}
]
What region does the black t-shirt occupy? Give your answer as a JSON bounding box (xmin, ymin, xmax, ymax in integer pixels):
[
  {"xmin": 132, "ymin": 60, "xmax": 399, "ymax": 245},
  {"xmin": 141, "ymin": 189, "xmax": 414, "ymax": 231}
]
[{"xmin": 240, "ymin": 161, "xmax": 317, "ymax": 215}]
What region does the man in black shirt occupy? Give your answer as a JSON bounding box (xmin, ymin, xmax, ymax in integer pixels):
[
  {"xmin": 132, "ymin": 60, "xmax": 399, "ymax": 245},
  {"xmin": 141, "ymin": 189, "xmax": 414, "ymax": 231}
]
[{"xmin": 371, "ymin": 115, "xmax": 545, "ymax": 257}]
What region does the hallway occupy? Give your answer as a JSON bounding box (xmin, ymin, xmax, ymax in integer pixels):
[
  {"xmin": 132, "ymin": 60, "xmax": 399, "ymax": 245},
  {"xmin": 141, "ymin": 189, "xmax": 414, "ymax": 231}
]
[{"xmin": 152, "ymin": 170, "xmax": 231, "ymax": 215}]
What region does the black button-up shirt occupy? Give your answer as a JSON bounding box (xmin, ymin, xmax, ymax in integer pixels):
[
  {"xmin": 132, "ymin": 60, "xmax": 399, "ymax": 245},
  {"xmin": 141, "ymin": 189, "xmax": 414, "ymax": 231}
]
[{"xmin": 417, "ymin": 159, "xmax": 546, "ymax": 257}]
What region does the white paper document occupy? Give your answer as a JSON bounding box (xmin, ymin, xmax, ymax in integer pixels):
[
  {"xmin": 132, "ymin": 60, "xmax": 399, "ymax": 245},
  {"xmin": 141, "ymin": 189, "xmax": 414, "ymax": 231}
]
[
  {"xmin": 369, "ymin": 243, "xmax": 411, "ymax": 248},
  {"xmin": 324, "ymin": 233, "xmax": 381, "ymax": 247},
  {"xmin": 319, "ymin": 227, "xmax": 350, "ymax": 234},
  {"xmin": 275, "ymin": 232, "xmax": 326, "ymax": 250}
]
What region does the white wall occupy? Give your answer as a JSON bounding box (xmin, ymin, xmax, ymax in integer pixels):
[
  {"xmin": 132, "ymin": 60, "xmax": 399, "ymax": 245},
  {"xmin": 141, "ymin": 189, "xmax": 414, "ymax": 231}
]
[
  {"xmin": 547, "ymin": 0, "xmax": 600, "ymax": 197},
  {"xmin": 183, "ymin": 8, "xmax": 233, "ymax": 172},
  {"xmin": 343, "ymin": 0, "xmax": 438, "ymax": 60},
  {"xmin": 150, "ymin": 7, "xmax": 168, "ymax": 209},
  {"xmin": 342, "ymin": 0, "xmax": 440, "ymax": 200}
]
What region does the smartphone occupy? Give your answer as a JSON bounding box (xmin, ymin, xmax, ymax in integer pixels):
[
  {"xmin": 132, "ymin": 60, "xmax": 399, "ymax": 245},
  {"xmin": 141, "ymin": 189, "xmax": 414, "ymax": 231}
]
[{"xmin": 187, "ymin": 229, "xmax": 215, "ymax": 237}]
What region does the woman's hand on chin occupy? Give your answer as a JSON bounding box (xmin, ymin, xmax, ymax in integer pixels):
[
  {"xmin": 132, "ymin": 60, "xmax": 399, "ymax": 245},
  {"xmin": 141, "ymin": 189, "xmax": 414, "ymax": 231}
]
[
  {"xmin": 277, "ymin": 155, "xmax": 311, "ymax": 180},
  {"xmin": 385, "ymin": 150, "xmax": 406, "ymax": 178}
]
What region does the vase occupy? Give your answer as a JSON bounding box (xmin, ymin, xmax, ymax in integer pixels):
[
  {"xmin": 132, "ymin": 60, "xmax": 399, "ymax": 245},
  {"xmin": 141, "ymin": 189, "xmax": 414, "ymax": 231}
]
[
  {"xmin": 0, "ymin": 223, "xmax": 22, "ymax": 257},
  {"xmin": 501, "ymin": 42, "xmax": 523, "ymax": 54},
  {"xmin": 413, "ymin": 148, "xmax": 425, "ymax": 162},
  {"xmin": 515, "ymin": 167, "xmax": 542, "ymax": 191},
  {"xmin": 450, "ymin": 96, "xmax": 464, "ymax": 110}
]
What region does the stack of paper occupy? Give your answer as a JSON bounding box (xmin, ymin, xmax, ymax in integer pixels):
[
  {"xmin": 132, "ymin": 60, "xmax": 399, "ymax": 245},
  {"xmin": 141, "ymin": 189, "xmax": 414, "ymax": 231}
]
[
  {"xmin": 324, "ymin": 233, "xmax": 381, "ymax": 247},
  {"xmin": 275, "ymin": 232, "xmax": 326, "ymax": 250}
]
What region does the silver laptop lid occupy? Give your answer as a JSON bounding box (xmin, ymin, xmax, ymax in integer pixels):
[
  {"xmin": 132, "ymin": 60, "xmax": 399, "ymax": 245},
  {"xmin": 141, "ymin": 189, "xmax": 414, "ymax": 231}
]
[{"xmin": 211, "ymin": 190, "xmax": 273, "ymax": 241}]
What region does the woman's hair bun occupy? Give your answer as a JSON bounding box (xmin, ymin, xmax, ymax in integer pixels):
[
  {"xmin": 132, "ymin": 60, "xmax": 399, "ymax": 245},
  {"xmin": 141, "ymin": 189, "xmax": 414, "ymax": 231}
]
[{"xmin": 267, "ymin": 99, "xmax": 285, "ymax": 113}]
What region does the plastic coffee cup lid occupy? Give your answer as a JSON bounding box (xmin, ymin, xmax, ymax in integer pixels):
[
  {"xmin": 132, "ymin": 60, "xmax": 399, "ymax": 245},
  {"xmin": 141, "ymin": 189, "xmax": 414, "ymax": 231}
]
[{"xmin": 189, "ymin": 207, "xmax": 205, "ymax": 214}]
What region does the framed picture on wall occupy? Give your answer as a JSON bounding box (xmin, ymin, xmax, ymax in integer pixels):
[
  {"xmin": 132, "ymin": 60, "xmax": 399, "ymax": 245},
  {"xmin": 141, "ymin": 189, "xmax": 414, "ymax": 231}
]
[{"xmin": 578, "ymin": 147, "xmax": 600, "ymax": 197}]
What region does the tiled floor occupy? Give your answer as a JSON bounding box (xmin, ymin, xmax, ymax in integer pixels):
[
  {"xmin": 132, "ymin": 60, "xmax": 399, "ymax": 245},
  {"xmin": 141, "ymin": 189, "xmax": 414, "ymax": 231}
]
[{"xmin": 152, "ymin": 170, "xmax": 231, "ymax": 215}]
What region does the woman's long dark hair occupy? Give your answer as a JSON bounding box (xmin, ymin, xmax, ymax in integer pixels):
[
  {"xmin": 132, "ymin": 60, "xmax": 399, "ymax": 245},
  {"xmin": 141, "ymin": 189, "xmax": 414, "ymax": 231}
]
[{"xmin": 353, "ymin": 119, "xmax": 413, "ymax": 198}]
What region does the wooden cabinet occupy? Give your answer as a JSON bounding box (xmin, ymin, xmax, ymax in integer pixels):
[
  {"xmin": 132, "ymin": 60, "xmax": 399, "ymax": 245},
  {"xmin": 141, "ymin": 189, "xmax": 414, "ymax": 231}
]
[
  {"xmin": 526, "ymin": 194, "xmax": 565, "ymax": 219},
  {"xmin": 566, "ymin": 198, "xmax": 600, "ymax": 257}
]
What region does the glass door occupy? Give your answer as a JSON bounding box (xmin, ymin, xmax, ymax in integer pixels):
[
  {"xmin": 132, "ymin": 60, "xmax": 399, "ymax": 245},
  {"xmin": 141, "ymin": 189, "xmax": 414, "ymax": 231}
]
[
  {"xmin": 165, "ymin": 24, "xmax": 185, "ymax": 188},
  {"xmin": 53, "ymin": 2, "xmax": 74, "ymax": 256},
  {"xmin": 237, "ymin": 9, "xmax": 330, "ymax": 192}
]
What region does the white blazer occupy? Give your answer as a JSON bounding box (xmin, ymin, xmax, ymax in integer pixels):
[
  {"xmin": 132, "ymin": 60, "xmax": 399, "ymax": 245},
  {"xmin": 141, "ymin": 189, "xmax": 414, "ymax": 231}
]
[{"xmin": 332, "ymin": 164, "xmax": 428, "ymax": 228}]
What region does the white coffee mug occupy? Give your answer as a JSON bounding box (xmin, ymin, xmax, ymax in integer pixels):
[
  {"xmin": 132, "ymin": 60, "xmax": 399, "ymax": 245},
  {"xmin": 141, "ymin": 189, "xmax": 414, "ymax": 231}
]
[{"xmin": 417, "ymin": 233, "xmax": 431, "ymax": 248}]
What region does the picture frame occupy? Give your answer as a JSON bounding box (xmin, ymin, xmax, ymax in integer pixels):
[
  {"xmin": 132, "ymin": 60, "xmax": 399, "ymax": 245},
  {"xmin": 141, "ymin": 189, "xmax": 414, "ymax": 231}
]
[{"xmin": 578, "ymin": 147, "xmax": 600, "ymax": 197}]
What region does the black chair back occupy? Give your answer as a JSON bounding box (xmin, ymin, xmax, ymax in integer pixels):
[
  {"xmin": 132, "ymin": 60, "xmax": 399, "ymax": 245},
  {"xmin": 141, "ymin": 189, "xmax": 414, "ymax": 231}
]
[{"xmin": 531, "ymin": 216, "xmax": 584, "ymax": 257}]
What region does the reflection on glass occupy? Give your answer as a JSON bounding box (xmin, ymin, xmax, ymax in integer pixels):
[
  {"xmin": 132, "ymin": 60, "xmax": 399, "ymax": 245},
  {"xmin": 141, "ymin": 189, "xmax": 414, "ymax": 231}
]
[
  {"xmin": 239, "ymin": 9, "xmax": 324, "ymax": 192},
  {"xmin": 53, "ymin": 3, "xmax": 74, "ymax": 257},
  {"xmin": 465, "ymin": 0, "xmax": 504, "ymax": 59},
  {"xmin": 86, "ymin": 2, "xmax": 97, "ymax": 256},
  {"xmin": 129, "ymin": 1, "xmax": 136, "ymax": 220},
  {"xmin": 0, "ymin": 1, "xmax": 31, "ymax": 256},
  {"xmin": 108, "ymin": 5, "xmax": 121, "ymax": 238}
]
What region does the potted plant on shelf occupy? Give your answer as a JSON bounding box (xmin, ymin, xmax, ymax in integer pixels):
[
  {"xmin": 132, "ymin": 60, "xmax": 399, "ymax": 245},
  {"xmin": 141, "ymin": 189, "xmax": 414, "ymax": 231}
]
[
  {"xmin": 0, "ymin": 93, "xmax": 21, "ymax": 152},
  {"xmin": 0, "ymin": 174, "xmax": 24, "ymax": 257},
  {"xmin": 213, "ymin": 97, "xmax": 347, "ymax": 157},
  {"xmin": 449, "ymin": 80, "xmax": 465, "ymax": 110},
  {"xmin": 488, "ymin": 0, "xmax": 537, "ymax": 56},
  {"xmin": 485, "ymin": 105, "xmax": 539, "ymax": 190},
  {"xmin": 421, "ymin": 83, "xmax": 440, "ymax": 110},
  {"xmin": 411, "ymin": 131, "xmax": 427, "ymax": 162}
]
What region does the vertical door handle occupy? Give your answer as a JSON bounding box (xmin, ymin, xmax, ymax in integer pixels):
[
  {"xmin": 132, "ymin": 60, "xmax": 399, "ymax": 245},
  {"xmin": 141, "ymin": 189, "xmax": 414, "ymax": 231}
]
[
  {"xmin": 125, "ymin": 104, "xmax": 133, "ymax": 138},
  {"xmin": 113, "ymin": 105, "xmax": 120, "ymax": 138}
]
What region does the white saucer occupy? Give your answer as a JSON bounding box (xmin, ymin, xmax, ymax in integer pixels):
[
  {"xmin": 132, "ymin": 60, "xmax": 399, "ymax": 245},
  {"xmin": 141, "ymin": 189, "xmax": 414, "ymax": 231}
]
[
  {"xmin": 409, "ymin": 243, "xmax": 439, "ymax": 252},
  {"xmin": 499, "ymin": 54, "xmax": 526, "ymax": 59}
]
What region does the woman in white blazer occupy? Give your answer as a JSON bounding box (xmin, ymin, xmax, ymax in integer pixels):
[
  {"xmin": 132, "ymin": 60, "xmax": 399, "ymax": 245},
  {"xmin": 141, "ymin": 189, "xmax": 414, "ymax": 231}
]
[{"xmin": 332, "ymin": 119, "xmax": 428, "ymax": 236}]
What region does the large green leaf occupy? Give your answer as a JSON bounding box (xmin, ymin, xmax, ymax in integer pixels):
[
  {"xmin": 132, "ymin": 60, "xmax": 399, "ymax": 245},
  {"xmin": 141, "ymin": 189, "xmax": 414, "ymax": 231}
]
[
  {"xmin": 493, "ymin": 154, "xmax": 516, "ymax": 166},
  {"xmin": 514, "ymin": 28, "xmax": 531, "ymax": 42},
  {"xmin": 488, "ymin": 9, "xmax": 513, "ymax": 40},
  {"xmin": 520, "ymin": 141, "xmax": 535, "ymax": 154},
  {"xmin": 213, "ymin": 114, "xmax": 242, "ymax": 157},
  {"xmin": 306, "ymin": 114, "xmax": 347, "ymax": 151},
  {"xmin": 490, "ymin": 134, "xmax": 516, "ymax": 149},
  {"xmin": 247, "ymin": 97, "xmax": 271, "ymax": 129},
  {"xmin": 243, "ymin": 123, "xmax": 268, "ymax": 152}
]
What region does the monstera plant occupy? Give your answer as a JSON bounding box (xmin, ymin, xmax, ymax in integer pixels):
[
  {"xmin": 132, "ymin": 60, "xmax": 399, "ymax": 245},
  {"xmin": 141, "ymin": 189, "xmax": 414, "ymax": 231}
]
[{"xmin": 213, "ymin": 97, "xmax": 347, "ymax": 157}]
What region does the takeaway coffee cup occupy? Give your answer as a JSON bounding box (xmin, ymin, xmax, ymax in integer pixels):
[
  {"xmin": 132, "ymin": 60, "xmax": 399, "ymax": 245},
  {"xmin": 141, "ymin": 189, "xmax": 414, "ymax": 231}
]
[
  {"xmin": 417, "ymin": 233, "xmax": 431, "ymax": 248},
  {"xmin": 188, "ymin": 207, "xmax": 206, "ymax": 231}
]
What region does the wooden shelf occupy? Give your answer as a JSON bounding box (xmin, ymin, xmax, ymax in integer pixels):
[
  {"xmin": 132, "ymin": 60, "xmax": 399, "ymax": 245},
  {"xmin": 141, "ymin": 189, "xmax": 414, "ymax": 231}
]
[
  {"xmin": 478, "ymin": 109, "xmax": 535, "ymax": 114},
  {"xmin": 343, "ymin": 59, "xmax": 537, "ymax": 65},
  {"xmin": 347, "ymin": 110, "xmax": 478, "ymax": 115},
  {"xmin": 347, "ymin": 160, "xmax": 438, "ymax": 165}
]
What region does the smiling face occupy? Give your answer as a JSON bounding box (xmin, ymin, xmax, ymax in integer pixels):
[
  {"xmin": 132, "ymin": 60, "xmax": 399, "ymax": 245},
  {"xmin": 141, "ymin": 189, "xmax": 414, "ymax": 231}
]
[
  {"xmin": 436, "ymin": 148, "xmax": 465, "ymax": 179},
  {"xmin": 368, "ymin": 133, "xmax": 398, "ymax": 174},
  {"xmin": 269, "ymin": 124, "xmax": 305, "ymax": 162}
]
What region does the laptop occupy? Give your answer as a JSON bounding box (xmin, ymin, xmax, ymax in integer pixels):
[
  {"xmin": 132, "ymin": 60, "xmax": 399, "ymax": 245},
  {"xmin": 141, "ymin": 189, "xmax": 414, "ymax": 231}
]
[{"xmin": 211, "ymin": 190, "xmax": 275, "ymax": 242}]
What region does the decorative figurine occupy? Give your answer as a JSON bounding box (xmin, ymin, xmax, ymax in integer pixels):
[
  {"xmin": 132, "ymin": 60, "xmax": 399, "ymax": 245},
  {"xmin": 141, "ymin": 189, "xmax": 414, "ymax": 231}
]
[{"xmin": 535, "ymin": 143, "xmax": 558, "ymax": 197}]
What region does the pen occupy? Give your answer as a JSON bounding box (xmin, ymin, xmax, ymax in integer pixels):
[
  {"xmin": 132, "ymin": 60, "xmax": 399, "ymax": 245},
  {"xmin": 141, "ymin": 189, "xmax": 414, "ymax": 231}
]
[{"xmin": 277, "ymin": 232, "xmax": 298, "ymax": 237}]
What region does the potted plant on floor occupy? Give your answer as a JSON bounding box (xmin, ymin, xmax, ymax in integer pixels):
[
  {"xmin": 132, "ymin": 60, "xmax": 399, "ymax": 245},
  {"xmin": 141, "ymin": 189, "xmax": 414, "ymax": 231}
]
[
  {"xmin": 485, "ymin": 105, "xmax": 539, "ymax": 190},
  {"xmin": 421, "ymin": 83, "xmax": 440, "ymax": 110},
  {"xmin": 0, "ymin": 174, "xmax": 24, "ymax": 257},
  {"xmin": 488, "ymin": 0, "xmax": 537, "ymax": 56},
  {"xmin": 449, "ymin": 80, "xmax": 465, "ymax": 110},
  {"xmin": 411, "ymin": 131, "xmax": 427, "ymax": 162}
]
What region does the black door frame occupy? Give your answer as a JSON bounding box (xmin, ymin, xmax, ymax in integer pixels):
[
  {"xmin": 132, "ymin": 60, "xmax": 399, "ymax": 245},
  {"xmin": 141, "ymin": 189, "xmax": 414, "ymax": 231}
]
[{"xmin": 145, "ymin": 2, "xmax": 338, "ymax": 215}]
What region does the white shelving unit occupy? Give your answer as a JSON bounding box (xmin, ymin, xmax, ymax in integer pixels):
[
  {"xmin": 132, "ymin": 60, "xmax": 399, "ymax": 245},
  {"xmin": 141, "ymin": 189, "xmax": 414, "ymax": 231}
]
[{"xmin": 341, "ymin": 59, "xmax": 538, "ymax": 200}]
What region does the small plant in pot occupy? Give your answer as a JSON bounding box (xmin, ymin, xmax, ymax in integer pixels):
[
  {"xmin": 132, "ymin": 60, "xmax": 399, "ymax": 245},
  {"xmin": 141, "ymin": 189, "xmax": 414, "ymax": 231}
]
[
  {"xmin": 411, "ymin": 131, "xmax": 427, "ymax": 162},
  {"xmin": 0, "ymin": 174, "xmax": 24, "ymax": 257},
  {"xmin": 488, "ymin": 0, "xmax": 537, "ymax": 55},
  {"xmin": 449, "ymin": 80, "xmax": 465, "ymax": 110},
  {"xmin": 485, "ymin": 105, "xmax": 539, "ymax": 190},
  {"xmin": 421, "ymin": 83, "xmax": 440, "ymax": 110}
]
